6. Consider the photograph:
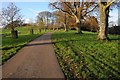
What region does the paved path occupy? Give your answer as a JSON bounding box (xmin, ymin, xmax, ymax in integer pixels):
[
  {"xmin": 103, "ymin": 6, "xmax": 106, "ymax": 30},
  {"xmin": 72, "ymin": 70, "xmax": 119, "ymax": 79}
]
[{"xmin": 2, "ymin": 33, "xmax": 64, "ymax": 78}]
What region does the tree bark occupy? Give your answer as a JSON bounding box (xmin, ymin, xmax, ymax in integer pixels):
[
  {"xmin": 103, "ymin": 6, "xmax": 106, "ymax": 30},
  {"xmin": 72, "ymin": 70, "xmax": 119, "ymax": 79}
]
[
  {"xmin": 76, "ymin": 17, "xmax": 82, "ymax": 34},
  {"xmin": 39, "ymin": 28, "xmax": 41, "ymax": 32},
  {"xmin": 11, "ymin": 30, "xmax": 18, "ymax": 38},
  {"xmin": 65, "ymin": 25, "xmax": 68, "ymax": 32},
  {"xmin": 11, "ymin": 23, "xmax": 18, "ymax": 38},
  {"xmin": 30, "ymin": 29, "xmax": 34, "ymax": 34},
  {"xmin": 53, "ymin": 27, "xmax": 55, "ymax": 31},
  {"xmin": 11, "ymin": 30, "xmax": 18, "ymax": 39},
  {"xmin": 105, "ymin": 7, "xmax": 109, "ymax": 38},
  {"xmin": 64, "ymin": 13, "xmax": 68, "ymax": 32},
  {"xmin": 63, "ymin": 23, "xmax": 68, "ymax": 32},
  {"xmin": 97, "ymin": 4, "xmax": 109, "ymax": 40}
]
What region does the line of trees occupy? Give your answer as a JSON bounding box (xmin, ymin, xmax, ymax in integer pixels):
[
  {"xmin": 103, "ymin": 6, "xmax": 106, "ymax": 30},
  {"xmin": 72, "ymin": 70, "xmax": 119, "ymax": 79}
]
[
  {"xmin": 49, "ymin": 0, "xmax": 119, "ymax": 40},
  {"xmin": 36, "ymin": 11, "xmax": 52, "ymax": 31},
  {"xmin": 1, "ymin": 1, "xmax": 119, "ymax": 40},
  {"xmin": 36, "ymin": 10, "xmax": 99, "ymax": 33}
]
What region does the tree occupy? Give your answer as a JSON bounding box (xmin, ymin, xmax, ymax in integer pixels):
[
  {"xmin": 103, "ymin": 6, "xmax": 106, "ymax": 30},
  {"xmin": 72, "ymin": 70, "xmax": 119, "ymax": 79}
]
[
  {"xmin": 82, "ymin": 16, "xmax": 99, "ymax": 32},
  {"xmin": 49, "ymin": 1, "xmax": 97, "ymax": 34},
  {"xmin": 37, "ymin": 11, "xmax": 52, "ymax": 31},
  {"xmin": 28, "ymin": 19, "xmax": 36, "ymax": 34},
  {"xmin": 1, "ymin": 2, "xmax": 22, "ymax": 38},
  {"xmin": 52, "ymin": 10, "xmax": 70, "ymax": 31},
  {"xmin": 97, "ymin": 0, "xmax": 117, "ymax": 40},
  {"xmin": 5, "ymin": 20, "xmax": 23, "ymax": 29},
  {"xmin": 51, "ymin": 12, "xmax": 56, "ymax": 30},
  {"xmin": 36, "ymin": 15, "xmax": 45, "ymax": 32}
]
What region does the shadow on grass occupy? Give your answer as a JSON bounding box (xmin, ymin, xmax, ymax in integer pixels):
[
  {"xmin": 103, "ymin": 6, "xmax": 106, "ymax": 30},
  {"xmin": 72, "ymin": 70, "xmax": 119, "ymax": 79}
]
[
  {"xmin": 53, "ymin": 31, "xmax": 119, "ymax": 42},
  {"xmin": 2, "ymin": 34, "xmax": 41, "ymax": 47},
  {"xmin": 2, "ymin": 45, "xmax": 24, "ymax": 50},
  {"xmin": 88, "ymin": 53, "xmax": 120, "ymax": 74},
  {"xmin": 69, "ymin": 44, "xmax": 120, "ymax": 79}
]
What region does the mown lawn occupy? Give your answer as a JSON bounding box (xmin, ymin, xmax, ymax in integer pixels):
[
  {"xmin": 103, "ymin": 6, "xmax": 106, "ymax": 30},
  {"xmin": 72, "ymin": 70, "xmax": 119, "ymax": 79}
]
[
  {"xmin": 52, "ymin": 30, "xmax": 120, "ymax": 79},
  {"xmin": 1, "ymin": 27, "xmax": 48, "ymax": 64}
]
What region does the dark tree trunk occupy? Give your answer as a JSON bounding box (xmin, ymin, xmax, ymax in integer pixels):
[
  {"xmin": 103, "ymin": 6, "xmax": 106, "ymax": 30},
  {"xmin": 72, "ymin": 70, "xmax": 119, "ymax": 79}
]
[
  {"xmin": 11, "ymin": 19, "xmax": 18, "ymax": 38},
  {"xmin": 39, "ymin": 28, "xmax": 41, "ymax": 32},
  {"xmin": 105, "ymin": 7, "xmax": 109, "ymax": 38},
  {"xmin": 30, "ymin": 29, "xmax": 34, "ymax": 34},
  {"xmin": 77, "ymin": 22, "xmax": 82, "ymax": 34},
  {"xmin": 64, "ymin": 13, "xmax": 68, "ymax": 32},
  {"xmin": 97, "ymin": 4, "xmax": 109, "ymax": 40},
  {"xmin": 75, "ymin": 16, "xmax": 82, "ymax": 34},
  {"xmin": 63, "ymin": 23, "xmax": 68, "ymax": 32},
  {"xmin": 76, "ymin": 21, "xmax": 82, "ymax": 34},
  {"xmin": 11, "ymin": 30, "xmax": 18, "ymax": 38},
  {"xmin": 65, "ymin": 25, "xmax": 68, "ymax": 32}
]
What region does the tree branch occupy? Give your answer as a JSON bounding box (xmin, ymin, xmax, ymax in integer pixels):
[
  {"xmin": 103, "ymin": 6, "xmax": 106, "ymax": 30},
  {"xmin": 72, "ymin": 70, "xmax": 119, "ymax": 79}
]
[
  {"xmin": 50, "ymin": 3, "xmax": 72, "ymax": 16},
  {"xmin": 83, "ymin": 4, "xmax": 98, "ymax": 16},
  {"xmin": 105, "ymin": 0, "xmax": 116, "ymax": 9},
  {"xmin": 63, "ymin": 2, "xmax": 75, "ymax": 16}
]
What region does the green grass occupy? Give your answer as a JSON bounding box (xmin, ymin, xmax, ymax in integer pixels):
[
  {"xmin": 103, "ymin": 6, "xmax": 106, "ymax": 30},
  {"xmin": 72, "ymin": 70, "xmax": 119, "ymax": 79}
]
[
  {"xmin": 52, "ymin": 30, "xmax": 120, "ymax": 79},
  {"xmin": 1, "ymin": 26, "xmax": 41, "ymax": 35},
  {"xmin": 1, "ymin": 26, "xmax": 50, "ymax": 64}
]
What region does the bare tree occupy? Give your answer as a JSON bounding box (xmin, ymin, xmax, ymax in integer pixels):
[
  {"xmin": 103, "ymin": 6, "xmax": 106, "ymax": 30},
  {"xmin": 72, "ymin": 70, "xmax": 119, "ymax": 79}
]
[
  {"xmin": 36, "ymin": 15, "xmax": 45, "ymax": 32},
  {"xmin": 52, "ymin": 10, "xmax": 70, "ymax": 31},
  {"xmin": 49, "ymin": 1, "xmax": 97, "ymax": 34},
  {"xmin": 38, "ymin": 11, "xmax": 52, "ymax": 31},
  {"xmin": 51, "ymin": 12, "xmax": 56, "ymax": 30},
  {"xmin": 1, "ymin": 2, "xmax": 22, "ymax": 38},
  {"xmin": 5, "ymin": 20, "xmax": 23, "ymax": 29},
  {"xmin": 81, "ymin": 16, "xmax": 99, "ymax": 32}
]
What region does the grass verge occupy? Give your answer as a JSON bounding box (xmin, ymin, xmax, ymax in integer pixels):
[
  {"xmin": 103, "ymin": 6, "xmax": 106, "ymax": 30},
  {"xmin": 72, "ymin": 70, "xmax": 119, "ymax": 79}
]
[{"xmin": 52, "ymin": 30, "xmax": 120, "ymax": 79}]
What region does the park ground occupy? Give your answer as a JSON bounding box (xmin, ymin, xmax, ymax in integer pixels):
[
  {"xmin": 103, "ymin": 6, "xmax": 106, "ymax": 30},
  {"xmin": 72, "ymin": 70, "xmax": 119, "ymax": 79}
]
[{"xmin": 1, "ymin": 27, "xmax": 120, "ymax": 79}]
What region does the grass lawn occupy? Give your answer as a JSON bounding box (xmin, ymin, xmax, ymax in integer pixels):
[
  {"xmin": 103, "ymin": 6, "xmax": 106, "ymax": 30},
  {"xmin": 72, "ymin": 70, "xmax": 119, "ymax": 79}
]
[
  {"xmin": 52, "ymin": 30, "xmax": 120, "ymax": 79},
  {"xmin": 1, "ymin": 26, "xmax": 49, "ymax": 64}
]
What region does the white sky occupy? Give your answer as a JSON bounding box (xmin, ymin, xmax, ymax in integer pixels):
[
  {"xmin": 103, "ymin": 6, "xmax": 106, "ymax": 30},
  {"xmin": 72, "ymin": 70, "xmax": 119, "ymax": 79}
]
[{"xmin": 109, "ymin": 8, "xmax": 118, "ymax": 26}]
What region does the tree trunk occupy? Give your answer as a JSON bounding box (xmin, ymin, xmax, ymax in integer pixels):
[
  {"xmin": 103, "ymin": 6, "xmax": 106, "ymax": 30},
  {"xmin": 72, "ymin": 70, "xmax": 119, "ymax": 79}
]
[
  {"xmin": 97, "ymin": 4, "xmax": 109, "ymax": 40},
  {"xmin": 39, "ymin": 28, "xmax": 41, "ymax": 32},
  {"xmin": 63, "ymin": 23, "xmax": 68, "ymax": 32},
  {"xmin": 65, "ymin": 25, "xmax": 68, "ymax": 32},
  {"xmin": 76, "ymin": 18, "xmax": 82, "ymax": 34},
  {"xmin": 57, "ymin": 27, "xmax": 59, "ymax": 30},
  {"xmin": 30, "ymin": 29, "xmax": 34, "ymax": 34},
  {"xmin": 53, "ymin": 27, "xmax": 55, "ymax": 31},
  {"xmin": 11, "ymin": 30, "xmax": 18, "ymax": 39},
  {"xmin": 11, "ymin": 19, "xmax": 18, "ymax": 38},
  {"xmin": 64, "ymin": 13, "xmax": 68, "ymax": 32},
  {"xmin": 105, "ymin": 7, "xmax": 109, "ymax": 38}
]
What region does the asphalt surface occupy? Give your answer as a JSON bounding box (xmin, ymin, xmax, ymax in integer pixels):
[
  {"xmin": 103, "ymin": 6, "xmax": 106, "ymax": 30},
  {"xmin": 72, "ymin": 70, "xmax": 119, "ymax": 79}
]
[{"xmin": 2, "ymin": 33, "xmax": 65, "ymax": 78}]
